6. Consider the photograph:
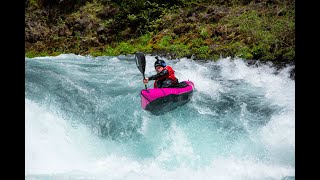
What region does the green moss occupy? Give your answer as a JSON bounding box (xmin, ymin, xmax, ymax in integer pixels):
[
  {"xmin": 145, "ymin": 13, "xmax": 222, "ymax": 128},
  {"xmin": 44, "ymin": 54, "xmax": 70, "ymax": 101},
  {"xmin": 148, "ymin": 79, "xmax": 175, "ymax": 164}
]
[
  {"xmin": 283, "ymin": 48, "xmax": 295, "ymax": 60},
  {"xmin": 190, "ymin": 38, "xmax": 204, "ymax": 48},
  {"xmin": 116, "ymin": 42, "xmax": 136, "ymax": 55},
  {"xmin": 222, "ymin": 7, "xmax": 294, "ymax": 61},
  {"xmin": 158, "ymin": 35, "xmax": 173, "ymax": 49},
  {"xmin": 236, "ymin": 45, "xmax": 254, "ymax": 59},
  {"xmin": 51, "ymin": 52, "xmax": 61, "ymax": 56},
  {"xmin": 211, "ymin": 54, "xmax": 221, "ymax": 61},
  {"xmin": 138, "ymin": 33, "xmax": 152, "ymax": 45},
  {"xmin": 169, "ymin": 43, "xmax": 190, "ymax": 58},
  {"xmin": 101, "ymin": 19, "xmax": 114, "ymax": 28},
  {"xmin": 89, "ymin": 51, "xmax": 106, "ymax": 57},
  {"xmin": 25, "ymin": 50, "xmax": 51, "ymax": 58},
  {"xmin": 199, "ymin": 26, "xmax": 210, "ymax": 39},
  {"xmin": 29, "ymin": 0, "xmax": 40, "ymax": 8},
  {"xmin": 127, "ymin": 14, "xmax": 137, "ymax": 21},
  {"xmin": 104, "ymin": 46, "xmax": 118, "ymax": 56},
  {"xmin": 193, "ymin": 46, "xmax": 210, "ymax": 59},
  {"xmin": 25, "ymin": 51, "xmax": 38, "ymax": 58},
  {"xmin": 137, "ymin": 44, "xmax": 153, "ymax": 53}
]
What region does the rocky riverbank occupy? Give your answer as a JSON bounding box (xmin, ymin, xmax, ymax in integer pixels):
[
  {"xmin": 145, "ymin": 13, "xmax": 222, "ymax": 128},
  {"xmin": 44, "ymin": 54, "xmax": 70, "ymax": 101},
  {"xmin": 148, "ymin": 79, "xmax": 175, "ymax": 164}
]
[{"xmin": 25, "ymin": 0, "xmax": 295, "ymax": 77}]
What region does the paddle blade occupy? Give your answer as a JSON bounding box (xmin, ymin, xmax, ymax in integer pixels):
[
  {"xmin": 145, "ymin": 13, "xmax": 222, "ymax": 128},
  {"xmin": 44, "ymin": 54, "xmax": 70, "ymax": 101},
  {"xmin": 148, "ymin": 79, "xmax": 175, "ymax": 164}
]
[{"xmin": 135, "ymin": 52, "xmax": 146, "ymax": 75}]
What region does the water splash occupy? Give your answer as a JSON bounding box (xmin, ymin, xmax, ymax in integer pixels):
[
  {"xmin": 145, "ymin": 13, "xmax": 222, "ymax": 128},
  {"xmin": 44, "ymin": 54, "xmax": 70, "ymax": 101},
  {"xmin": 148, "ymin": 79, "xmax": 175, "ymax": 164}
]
[{"xmin": 25, "ymin": 54, "xmax": 295, "ymax": 179}]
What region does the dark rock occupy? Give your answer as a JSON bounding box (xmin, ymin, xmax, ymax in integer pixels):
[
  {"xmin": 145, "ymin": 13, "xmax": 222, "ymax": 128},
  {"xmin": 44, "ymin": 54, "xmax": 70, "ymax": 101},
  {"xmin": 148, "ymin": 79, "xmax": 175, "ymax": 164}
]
[
  {"xmin": 58, "ymin": 25, "xmax": 72, "ymax": 36},
  {"xmin": 73, "ymin": 18, "xmax": 90, "ymax": 32},
  {"xmin": 97, "ymin": 5, "xmax": 119, "ymax": 19},
  {"xmin": 173, "ymin": 24, "xmax": 193, "ymax": 35},
  {"xmin": 289, "ymin": 67, "xmax": 295, "ymax": 80},
  {"xmin": 241, "ymin": 0, "xmax": 251, "ymax": 5},
  {"xmin": 98, "ymin": 35, "xmax": 107, "ymax": 43},
  {"xmin": 81, "ymin": 38, "xmax": 101, "ymax": 47},
  {"xmin": 194, "ymin": 5, "xmax": 207, "ymax": 12},
  {"xmin": 97, "ymin": 26, "xmax": 107, "ymax": 35},
  {"xmin": 246, "ymin": 59, "xmax": 295, "ymax": 80}
]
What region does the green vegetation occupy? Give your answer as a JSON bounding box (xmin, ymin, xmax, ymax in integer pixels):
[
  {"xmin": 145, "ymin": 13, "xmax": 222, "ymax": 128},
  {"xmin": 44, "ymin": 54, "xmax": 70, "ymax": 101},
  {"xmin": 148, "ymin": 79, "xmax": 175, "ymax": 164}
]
[{"xmin": 25, "ymin": 0, "xmax": 295, "ymax": 63}]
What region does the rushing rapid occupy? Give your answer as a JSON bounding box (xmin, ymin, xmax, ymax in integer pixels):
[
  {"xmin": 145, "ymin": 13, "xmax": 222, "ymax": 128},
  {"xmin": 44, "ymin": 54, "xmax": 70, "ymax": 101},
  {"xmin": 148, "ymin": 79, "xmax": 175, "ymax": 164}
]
[{"xmin": 25, "ymin": 54, "xmax": 295, "ymax": 180}]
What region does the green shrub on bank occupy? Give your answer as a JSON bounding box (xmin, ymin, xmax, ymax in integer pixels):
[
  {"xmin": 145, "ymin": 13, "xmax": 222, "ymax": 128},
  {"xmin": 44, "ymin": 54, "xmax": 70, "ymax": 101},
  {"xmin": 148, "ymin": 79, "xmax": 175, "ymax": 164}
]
[{"xmin": 116, "ymin": 42, "xmax": 136, "ymax": 55}]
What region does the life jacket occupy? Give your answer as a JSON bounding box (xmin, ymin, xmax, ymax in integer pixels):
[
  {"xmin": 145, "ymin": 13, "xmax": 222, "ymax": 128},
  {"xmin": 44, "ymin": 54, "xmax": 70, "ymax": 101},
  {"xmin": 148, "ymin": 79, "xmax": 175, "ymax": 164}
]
[{"xmin": 154, "ymin": 66, "xmax": 178, "ymax": 88}]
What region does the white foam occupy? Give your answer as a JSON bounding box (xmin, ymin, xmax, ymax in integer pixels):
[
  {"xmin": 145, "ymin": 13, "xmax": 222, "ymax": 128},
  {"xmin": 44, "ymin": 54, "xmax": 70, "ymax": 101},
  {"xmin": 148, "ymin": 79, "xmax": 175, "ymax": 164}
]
[
  {"xmin": 259, "ymin": 110, "xmax": 295, "ymax": 165},
  {"xmin": 215, "ymin": 57, "xmax": 295, "ymax": 166},
  {"xmin": 25, "ymin": 99, "xmax": 108, "ymax": 175},
  {"xmin": 155, "ymin": 122, "xmax": 200, "ymax": 168}
]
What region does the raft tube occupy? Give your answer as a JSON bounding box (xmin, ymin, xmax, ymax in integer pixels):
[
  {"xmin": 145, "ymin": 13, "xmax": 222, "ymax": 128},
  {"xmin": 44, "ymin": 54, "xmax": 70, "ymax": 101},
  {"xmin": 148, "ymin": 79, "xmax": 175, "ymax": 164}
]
[{"xmin": 140, "ymin": 80, "xmax": 195, "ymax": 115}]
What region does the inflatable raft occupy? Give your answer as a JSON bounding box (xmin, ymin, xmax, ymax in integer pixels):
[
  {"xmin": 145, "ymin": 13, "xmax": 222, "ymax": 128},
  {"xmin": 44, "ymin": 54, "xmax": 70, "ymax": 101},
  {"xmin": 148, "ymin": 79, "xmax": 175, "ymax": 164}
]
[{"xmin": 140, "ymin": 80, "xmax": 194, "ymax": 115}]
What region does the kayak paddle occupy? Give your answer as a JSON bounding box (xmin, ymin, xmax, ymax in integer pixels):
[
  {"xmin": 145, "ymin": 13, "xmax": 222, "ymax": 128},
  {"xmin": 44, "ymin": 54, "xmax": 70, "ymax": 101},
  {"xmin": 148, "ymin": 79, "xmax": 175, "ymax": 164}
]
[{"xmin": 135, "ymin": 52, "xmax": 148, "ymax": 90}]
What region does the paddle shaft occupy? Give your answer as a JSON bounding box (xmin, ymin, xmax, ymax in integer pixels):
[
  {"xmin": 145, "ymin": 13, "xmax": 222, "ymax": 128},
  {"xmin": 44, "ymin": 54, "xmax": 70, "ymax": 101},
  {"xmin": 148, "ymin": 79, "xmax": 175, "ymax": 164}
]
[{"xmin": 142, "ymin": 74, "xmax": 148, "ymax": 90}]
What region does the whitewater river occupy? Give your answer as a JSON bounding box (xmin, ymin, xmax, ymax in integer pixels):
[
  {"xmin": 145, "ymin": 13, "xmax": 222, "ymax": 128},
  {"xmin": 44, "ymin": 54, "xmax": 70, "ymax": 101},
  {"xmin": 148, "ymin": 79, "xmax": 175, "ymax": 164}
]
[{"xmin": 25, "ymin": 54, "xmax": 295, "ymax": 180}]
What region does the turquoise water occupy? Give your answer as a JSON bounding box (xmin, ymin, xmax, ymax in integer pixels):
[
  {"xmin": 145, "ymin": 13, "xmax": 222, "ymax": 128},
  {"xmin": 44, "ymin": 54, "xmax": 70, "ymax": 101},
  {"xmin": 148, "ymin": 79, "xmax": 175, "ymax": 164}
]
[{"xmin": 25, "ymin": 54, "xmax": 295, "ymax": 179}]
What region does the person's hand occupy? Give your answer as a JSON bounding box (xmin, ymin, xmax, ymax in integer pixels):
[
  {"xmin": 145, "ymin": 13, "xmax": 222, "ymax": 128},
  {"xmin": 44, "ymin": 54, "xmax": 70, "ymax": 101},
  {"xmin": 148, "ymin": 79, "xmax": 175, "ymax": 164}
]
[{"xmin": 143, "ymin": 78, "xmax": 149, "ymax": 84}]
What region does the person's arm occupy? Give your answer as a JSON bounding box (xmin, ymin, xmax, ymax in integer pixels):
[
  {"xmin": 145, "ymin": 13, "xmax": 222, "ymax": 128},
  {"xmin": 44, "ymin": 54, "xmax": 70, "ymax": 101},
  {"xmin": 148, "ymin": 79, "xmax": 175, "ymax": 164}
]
[{"xmin": 148, "ymin": 69, "xmax": 169, "ymax": 80}]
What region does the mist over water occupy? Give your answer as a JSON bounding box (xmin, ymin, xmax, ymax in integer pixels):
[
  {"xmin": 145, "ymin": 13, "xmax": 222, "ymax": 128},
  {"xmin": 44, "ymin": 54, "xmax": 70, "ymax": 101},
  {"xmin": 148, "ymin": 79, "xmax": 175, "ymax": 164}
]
[{"xmin": 25, "ymin": 54, "xmax": 295, "ymax": 179}]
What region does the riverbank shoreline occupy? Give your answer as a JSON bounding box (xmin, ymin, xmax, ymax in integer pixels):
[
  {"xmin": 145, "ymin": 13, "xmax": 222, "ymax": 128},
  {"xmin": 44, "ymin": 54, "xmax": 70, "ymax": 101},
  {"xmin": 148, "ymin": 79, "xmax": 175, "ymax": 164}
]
[{"xmin": 25, "ymin": 0, "xmax": 294, "ymax": 65}]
